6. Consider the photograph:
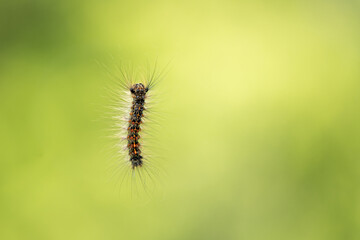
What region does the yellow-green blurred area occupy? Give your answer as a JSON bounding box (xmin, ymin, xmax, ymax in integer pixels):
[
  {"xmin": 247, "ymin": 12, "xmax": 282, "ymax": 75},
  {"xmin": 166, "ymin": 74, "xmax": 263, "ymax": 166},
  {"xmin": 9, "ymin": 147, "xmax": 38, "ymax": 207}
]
[{"xmin": 1, "ymin": 0, "xmax": 360, "ymax": 239}]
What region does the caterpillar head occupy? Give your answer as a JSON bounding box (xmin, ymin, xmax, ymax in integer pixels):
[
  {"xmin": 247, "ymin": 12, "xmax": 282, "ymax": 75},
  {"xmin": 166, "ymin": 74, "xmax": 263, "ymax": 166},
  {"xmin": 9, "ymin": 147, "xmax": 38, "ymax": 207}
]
[{"xmin": 130, "ymin": 83, "xmax": 148, "ymax": 95}]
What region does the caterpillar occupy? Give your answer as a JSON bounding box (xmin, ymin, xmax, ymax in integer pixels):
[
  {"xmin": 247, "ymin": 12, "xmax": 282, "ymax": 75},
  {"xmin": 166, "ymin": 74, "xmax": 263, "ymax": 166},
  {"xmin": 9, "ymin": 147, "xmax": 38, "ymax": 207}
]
[{"xmin": 103, "ymin": 62, "xmax": 166, "ymax": 197}]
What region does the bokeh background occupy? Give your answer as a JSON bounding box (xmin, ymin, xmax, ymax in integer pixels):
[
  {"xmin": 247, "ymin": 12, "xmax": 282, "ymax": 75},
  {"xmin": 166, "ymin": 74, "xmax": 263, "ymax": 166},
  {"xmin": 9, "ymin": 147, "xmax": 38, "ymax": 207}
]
[{"xmin": 1, "ymin": 0, "xmax": 360, "ymax": 239}]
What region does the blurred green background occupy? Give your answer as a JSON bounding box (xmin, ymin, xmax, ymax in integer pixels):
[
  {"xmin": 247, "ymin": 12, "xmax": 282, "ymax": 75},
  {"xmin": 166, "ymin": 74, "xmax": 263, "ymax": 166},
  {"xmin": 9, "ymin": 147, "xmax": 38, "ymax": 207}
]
[{"xmin": 1, "ymin": 0, "xmax": 360, "ymax": 239}]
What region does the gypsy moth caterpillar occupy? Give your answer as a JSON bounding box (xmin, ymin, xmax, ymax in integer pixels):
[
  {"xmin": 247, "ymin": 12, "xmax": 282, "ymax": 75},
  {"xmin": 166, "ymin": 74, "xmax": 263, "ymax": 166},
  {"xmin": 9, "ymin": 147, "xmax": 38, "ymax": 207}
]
[{"xmin": 103, "ymin": 61, "xmax": 167, "ymax": 198}]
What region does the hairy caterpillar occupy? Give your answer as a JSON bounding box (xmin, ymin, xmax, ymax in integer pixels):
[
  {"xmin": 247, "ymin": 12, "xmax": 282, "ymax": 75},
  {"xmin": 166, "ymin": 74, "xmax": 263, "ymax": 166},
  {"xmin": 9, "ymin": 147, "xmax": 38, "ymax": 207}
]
[{"xmin": 103, "ymin": 62, "xmax": 166, "ymax": 197}]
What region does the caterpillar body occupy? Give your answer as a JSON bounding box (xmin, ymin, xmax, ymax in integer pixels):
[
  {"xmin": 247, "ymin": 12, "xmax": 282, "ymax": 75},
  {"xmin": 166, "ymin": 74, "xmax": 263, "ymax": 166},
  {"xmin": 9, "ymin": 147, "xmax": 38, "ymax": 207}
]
[{"xmin": 127, "ymin": 83, "xmax": 148, "ymax": 169}]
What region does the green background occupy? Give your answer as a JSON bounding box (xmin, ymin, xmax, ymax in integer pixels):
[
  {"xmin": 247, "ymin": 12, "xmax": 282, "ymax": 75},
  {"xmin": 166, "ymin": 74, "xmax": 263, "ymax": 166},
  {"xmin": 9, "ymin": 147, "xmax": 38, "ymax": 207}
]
[{"xmin": 1, "ymin": 0, "xmax": 360, "ymax": 239}]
